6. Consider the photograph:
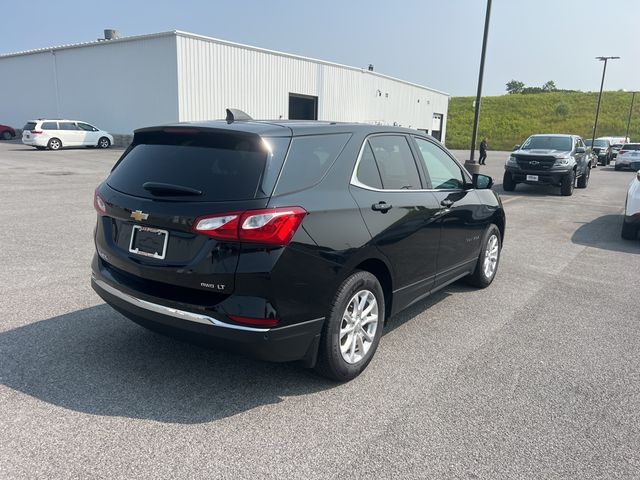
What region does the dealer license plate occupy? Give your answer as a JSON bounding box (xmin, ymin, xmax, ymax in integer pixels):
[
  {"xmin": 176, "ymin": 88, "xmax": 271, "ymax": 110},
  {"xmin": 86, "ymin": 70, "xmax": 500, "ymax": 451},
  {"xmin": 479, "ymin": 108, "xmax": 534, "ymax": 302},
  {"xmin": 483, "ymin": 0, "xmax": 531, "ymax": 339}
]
[{"xmin": 129, "ymin": 225, "xmax": 169, "ymax": 259}]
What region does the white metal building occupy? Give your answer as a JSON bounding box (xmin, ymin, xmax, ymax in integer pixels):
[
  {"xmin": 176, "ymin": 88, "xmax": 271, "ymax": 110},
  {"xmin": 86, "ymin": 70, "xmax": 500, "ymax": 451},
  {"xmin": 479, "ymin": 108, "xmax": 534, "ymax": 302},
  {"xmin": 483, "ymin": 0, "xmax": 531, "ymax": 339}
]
[{"xmin": 0, "ymin": 30, "xmax": 449, "ymax": 140}]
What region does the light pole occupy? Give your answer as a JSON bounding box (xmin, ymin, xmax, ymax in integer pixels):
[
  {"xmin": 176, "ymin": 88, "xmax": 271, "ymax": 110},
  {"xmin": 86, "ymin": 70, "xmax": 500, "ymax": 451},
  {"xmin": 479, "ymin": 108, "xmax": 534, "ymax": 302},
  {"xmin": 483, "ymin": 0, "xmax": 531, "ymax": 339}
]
[
  {"xmin": 625, "ymin": 91, "xmax": 636, "ymax": 141},
  {"xmin": 465, "ymin": 0, "xmax": 492, "ymax": 174},
  {"xmin": 590, "ymin": 56, "xmax": 620, "ymax": 160}
]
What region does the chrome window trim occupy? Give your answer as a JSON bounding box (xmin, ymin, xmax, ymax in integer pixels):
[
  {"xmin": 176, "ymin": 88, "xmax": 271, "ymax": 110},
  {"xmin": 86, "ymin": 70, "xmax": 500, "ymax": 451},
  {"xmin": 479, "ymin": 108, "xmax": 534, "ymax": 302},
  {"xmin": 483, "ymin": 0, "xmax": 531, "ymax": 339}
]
[
  {"xmin": 92, "ymin": 276, "xmax": 271, "ymax": 332},
  {"xmin": 350, "ymin": 133, "xmax": 471, "ymax": 193}
]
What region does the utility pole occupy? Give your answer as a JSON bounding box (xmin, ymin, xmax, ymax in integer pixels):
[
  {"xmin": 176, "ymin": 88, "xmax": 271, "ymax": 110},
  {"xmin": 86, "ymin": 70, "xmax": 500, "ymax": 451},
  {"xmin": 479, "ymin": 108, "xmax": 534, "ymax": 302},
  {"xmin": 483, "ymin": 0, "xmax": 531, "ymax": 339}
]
[
  {"xmin": 465, "ymin": 0, "xmax": 492, "ymax": 175},
  {"xmin": 590, "ymin": 56, "xmax": 620, "ymax": 158},
  {"xmin": 625, "ymin": 91, "xmax": 636, "ymax": 141}
]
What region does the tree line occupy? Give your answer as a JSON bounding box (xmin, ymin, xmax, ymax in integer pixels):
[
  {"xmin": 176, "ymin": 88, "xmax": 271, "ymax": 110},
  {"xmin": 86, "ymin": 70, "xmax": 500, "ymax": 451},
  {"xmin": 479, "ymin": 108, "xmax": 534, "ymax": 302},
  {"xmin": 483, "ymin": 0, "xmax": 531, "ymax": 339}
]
[{"xmin": 505, "ymin": 79, "xmax": 577, "ymax": 95}]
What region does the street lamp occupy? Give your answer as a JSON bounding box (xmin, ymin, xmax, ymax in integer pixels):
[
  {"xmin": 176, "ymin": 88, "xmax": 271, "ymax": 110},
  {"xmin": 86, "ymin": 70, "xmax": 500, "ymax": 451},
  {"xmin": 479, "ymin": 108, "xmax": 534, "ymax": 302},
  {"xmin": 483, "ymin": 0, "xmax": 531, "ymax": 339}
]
[
  {"xmin": 465, "ymin": 0, "xmax": 492, "ymax": 174},
  {"xmin": 590, "ymin": 56, "xmax": 620, "ymax": 161},
  {"xmin": 625, "ymin": 91, "xmax": 637, "ymax": 141}
]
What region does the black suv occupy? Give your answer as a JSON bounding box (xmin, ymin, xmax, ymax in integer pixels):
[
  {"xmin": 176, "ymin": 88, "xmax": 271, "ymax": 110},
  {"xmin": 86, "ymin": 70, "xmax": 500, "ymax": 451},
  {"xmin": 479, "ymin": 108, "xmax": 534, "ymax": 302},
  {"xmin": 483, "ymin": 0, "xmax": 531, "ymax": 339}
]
[
  {"xmin": 503, "ymin": 134, "xmax": 591, "ymax": 196},
  {"xmin": 585, "ymin": 138, "xmax": 613, "ymax": 166},
  {"xmin": 91, "ymin": 113, "xmax": 506, "ymax": 381}
]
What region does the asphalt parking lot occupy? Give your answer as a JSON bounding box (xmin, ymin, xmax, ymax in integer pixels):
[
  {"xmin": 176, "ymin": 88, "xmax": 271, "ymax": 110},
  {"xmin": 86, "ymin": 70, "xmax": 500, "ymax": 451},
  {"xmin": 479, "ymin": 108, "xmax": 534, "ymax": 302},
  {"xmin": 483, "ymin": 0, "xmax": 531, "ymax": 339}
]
[{"xmin": 1, "ymin": 140, "xmax": 639, "ymax": 479}]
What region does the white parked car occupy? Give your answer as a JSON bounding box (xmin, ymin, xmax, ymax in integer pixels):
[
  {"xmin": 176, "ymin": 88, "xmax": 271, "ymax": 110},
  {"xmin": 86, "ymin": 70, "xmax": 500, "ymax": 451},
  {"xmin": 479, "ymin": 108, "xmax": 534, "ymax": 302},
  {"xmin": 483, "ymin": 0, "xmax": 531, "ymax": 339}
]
[
  {"xmin": 622, "ymin": 161, "xmax": 640, "ymax": 240},
  {"xmin": 614, "ymin": 143, "xmax": 640, "ymax": 171},
  {"xmin": 22, "ymin": 119, "xmax": 114, "ymax": 150}
]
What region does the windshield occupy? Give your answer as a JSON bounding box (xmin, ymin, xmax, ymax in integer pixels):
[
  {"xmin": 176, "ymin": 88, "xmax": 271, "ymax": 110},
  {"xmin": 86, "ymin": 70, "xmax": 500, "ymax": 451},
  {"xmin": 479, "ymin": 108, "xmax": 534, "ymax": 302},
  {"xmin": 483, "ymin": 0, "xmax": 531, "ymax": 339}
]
[
  {"xmin": 593, "ymin": 140, "xmax": 609, "ymax": 147},
  {"xmin": 584, "ymin": 139, "xmax": 592, "ymax": 147},
  {"xmin": 621, "ymin": 144, "xmax": 640, "ymax": 151},
  {"xmin": 521, "ymin": 136, "xmax": 572, "ymax": 151}
]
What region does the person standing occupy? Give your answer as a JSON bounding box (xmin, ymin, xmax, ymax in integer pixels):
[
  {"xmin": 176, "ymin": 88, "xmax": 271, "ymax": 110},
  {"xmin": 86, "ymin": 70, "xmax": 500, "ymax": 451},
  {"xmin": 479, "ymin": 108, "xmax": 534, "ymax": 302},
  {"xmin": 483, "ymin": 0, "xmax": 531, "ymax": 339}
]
[{"xmin": 479, "ymin": 137, "xmax": 488, "ymax": 165}]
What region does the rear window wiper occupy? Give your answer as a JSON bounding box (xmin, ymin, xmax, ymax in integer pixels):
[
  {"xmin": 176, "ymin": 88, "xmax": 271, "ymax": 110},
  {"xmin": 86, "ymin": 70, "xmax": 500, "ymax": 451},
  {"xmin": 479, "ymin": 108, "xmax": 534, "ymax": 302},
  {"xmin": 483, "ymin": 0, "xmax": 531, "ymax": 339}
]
[{"xmin": 142, "ymin": 182, "xmax": 202, "ymax": 196}]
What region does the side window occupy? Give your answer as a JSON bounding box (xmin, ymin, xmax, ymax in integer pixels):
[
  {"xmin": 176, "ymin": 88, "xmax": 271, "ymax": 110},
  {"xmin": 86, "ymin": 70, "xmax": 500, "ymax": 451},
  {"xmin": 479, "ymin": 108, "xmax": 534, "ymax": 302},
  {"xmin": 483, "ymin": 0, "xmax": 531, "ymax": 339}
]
[
  {"xmin": 59, "ymin": 122, "xmax": 79, "ymax": 131},
  {"xmin": 355, "ymin": 142, "xmax": 383, "ymax": 189},
  {"xmin": 41, "ymin": 122, "xmax": 58, "ymax": 130},
  {"xmin": 368, "ymin": 135, "xmax": 421, "ymax": 190},
  {"xmin": 78, "ymin": 122, "xmax": 96, "ymax": 132},
  {"xmin": 414, "ymin": 137, "xmax": 465, "ymax": 190},
  {"xmin": 274, "ymin": 133, "xmax": 351, "ymax": 195}
]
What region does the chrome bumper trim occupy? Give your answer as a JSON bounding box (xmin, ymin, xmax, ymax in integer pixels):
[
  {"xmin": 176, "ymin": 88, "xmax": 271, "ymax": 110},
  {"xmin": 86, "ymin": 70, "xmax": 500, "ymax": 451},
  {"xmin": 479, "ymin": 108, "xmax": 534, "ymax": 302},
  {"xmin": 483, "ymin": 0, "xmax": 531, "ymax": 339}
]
[{"xmin": 92, "ymin": 276, "xmax": 270, "ymax": 333}]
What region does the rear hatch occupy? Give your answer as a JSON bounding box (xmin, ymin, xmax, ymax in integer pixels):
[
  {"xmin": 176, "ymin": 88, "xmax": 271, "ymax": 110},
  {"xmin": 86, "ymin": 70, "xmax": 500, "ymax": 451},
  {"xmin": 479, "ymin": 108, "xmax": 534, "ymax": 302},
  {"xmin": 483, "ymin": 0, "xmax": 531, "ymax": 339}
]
[
  {"xmin": 94, "ymin": 126, "xmax": 290, "ymax": 304},
  {"xmin": 22, "ymin": 122, "xmax": 37, "ymax": 141}
]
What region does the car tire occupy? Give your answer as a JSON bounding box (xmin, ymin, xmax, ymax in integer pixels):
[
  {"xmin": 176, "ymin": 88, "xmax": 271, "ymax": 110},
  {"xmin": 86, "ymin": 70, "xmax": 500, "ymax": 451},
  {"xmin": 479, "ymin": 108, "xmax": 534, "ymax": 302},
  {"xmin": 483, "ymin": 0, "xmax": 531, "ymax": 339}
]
[
  {"xmin": 1, "ymin": 131, "xmax": 12, "ymax": 140},
  {"xmin": 465, "ymin": 224, "xmax": 501, "ymax": 288},
  {"xmin": 502, "ymin": 172, "xmax": 516, "ymax": 192},
  {"xmin": 560, "ymin": 170, "xmax": 575, "ymax": 196},
  {"xmin": 315, "ymin": 271, "xmax": 385, "ymax": 382},
  {"xmin": 621, "ymin": 221, "xmax": 638, "ymax": 240},
  {"xmin": 576, "ymin": 167, "xmax": 589, "ymax": 188},
  {"xmin": 614, "ymin": 164, "xmax": 621, "ymax": 171},
  {"xmin": 47, "ymin": 138, "xmax": 62, "ymax": 150},
  {"xmin": 98, "ymin": 137, "xmax": 111, "ymax": 149}
]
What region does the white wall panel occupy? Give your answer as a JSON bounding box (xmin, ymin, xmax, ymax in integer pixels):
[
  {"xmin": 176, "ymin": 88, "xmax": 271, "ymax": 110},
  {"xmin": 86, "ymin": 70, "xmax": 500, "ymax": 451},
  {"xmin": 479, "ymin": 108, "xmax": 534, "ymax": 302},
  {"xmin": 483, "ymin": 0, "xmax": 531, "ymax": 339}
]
[
  {"xmin": 1, "ymin": 31, "xmax": 448, "ymax": 141},
  {"xmin": 0, "ymin": 35, "xmax": 179, "ymax": 134},
  {"xmin": 176, "ymin": 33, "xmax": 449, "ymax": 140}
]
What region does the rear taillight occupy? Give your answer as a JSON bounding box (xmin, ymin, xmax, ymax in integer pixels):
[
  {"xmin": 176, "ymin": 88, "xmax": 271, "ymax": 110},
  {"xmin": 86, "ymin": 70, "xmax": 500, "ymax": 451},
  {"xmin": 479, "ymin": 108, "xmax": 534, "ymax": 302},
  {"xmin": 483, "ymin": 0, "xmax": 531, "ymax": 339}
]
[
  {"xmin": 94, "ymin": 190, "xmax": 107, "ymax": 215},
  {"xmin": 192, "ymin": 213, "xmax": 241, "ymax": 241},
  {"xmin": 31, "ymin": 130, "xmax": 43, "ymax": 134},
  {"xmin": 227, "ymin": 315, "xmax": 280, "ymax": 328},
  {"xmin": 619, "ymin": 150, "xmax": 627, "ymax": 155},
  {"xmin": 193, "ymin": 207, "xmax": 307, "ymax": 246}
]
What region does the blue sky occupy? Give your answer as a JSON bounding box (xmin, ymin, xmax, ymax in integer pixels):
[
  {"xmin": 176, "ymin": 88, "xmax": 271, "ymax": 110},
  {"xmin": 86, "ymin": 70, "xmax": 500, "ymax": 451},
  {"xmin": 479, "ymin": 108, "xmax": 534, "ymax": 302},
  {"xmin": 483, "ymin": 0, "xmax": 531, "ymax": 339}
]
[{"xmin": 2, "ymin": 0, "xmax": 638, "ymax": 96}]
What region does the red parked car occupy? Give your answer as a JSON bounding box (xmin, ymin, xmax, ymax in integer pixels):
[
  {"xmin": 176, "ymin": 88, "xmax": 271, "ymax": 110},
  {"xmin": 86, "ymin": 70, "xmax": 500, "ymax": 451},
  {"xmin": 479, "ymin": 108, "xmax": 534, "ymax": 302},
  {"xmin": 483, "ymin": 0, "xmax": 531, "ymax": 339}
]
[{"xmin": 0, "ymin": 124, "xmax": 16, "ymax": 140}]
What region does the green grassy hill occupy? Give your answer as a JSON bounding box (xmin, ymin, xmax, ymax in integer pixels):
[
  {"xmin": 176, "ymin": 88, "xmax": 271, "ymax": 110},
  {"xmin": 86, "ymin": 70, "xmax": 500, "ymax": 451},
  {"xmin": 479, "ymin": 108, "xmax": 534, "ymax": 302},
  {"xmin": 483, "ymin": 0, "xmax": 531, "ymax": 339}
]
[{"xmin": 446, "ymin": 91, "xmax": 640, "ymax": 151}]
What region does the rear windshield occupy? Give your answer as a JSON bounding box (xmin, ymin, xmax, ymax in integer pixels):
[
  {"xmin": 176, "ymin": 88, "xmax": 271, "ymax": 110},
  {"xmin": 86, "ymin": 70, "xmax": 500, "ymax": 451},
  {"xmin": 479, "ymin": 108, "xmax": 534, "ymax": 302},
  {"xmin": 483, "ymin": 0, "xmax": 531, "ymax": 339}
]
[
  {"xmin": 521, "ymin": 136, "xmax": 572, "ymax": 151},
  {"xmin": 593, "ymin": 140, "xmax": 610, "ymax": 147},
  {"xmin": 23, "ymin": 122, "xmax": 37, "ymax": 131},
  {"xmin": 622, "ymin": 144, "xmax": 640, "ymax": 150},
  {"xmin": 108, "ymin": 130, "xmax": 289, "ymax": 201}
]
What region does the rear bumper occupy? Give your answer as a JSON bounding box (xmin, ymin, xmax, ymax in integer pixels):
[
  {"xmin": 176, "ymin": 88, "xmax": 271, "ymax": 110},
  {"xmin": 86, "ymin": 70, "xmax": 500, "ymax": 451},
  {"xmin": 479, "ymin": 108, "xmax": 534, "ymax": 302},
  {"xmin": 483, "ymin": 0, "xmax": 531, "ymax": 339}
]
[
  {"xmin": 22, "ymin": 136, "xmax": 47, "ymax": 147},
  {"xmin": 616, "ymin": 159, "xmax": 639, "ymax": 169},
  {"xmin": 91, "ymin": 273, "xmax": 324, "ymax": 365}
]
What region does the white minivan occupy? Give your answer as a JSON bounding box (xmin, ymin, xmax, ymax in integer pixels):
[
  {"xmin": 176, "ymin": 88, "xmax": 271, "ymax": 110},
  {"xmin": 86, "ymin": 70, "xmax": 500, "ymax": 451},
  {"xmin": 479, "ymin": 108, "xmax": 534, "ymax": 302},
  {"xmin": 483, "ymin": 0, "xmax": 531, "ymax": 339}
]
[{"xmin": 22, "ymin": 119, "xmax": 114, "ymax": 150}]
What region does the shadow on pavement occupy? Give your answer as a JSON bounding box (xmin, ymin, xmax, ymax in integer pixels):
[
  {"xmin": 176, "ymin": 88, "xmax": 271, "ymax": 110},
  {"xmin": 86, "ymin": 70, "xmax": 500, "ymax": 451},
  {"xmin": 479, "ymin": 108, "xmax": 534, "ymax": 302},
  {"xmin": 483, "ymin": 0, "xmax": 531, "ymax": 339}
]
[
  {"xmin": 0, "ymin": 305, "xmax": 337, "ymax": 424},
  {"xmin": 0, "ymin": 279, "xmax": 474, "ymax": 424},
  {"xmin": 384, "ymin": 280, "xmax": 474, "ymax": 335},
  {"xmin": 572, "ymin": 214, "xmax": 640, "ymax": 254},
  {"xmin": 493, "ymin": 182, "xmax": 560, "ymax": 197}
]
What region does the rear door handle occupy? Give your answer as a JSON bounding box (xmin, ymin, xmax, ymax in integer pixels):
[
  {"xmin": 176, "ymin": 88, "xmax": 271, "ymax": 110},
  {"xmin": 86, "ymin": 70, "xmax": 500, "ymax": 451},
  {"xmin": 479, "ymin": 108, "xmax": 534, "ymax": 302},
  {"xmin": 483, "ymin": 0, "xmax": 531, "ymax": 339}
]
[
  {"xmin": 372, "ymin": 202, "xmax": 392, "ymax": 212},
  {"xmin": 440, "ymin": 199, "xmax": 454, "ymax": 208}
]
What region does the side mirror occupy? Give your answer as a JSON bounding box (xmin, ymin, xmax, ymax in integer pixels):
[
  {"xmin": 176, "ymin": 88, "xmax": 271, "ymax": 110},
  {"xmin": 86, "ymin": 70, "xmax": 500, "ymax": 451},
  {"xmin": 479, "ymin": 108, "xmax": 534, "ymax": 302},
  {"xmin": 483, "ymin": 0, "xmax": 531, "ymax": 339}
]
[
  {"xmin": 575, "ymin": 147, "xmax": 586, "ymax": 153},
  {"xmin": 472, "ymin": 173, "xmax": 493, "ymax": 190},
  {"xmin": 512, "ymin": 144, "xmax": 521, "ymax": 151}
]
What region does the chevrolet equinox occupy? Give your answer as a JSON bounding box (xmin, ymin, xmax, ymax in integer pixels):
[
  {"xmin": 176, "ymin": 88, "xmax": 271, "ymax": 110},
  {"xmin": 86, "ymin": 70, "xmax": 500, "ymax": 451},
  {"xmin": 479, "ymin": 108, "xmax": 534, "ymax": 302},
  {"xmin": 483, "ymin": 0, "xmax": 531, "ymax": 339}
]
[{"xmin": 91, "ymin": 111, "xmax": 506, "ymax": 381}]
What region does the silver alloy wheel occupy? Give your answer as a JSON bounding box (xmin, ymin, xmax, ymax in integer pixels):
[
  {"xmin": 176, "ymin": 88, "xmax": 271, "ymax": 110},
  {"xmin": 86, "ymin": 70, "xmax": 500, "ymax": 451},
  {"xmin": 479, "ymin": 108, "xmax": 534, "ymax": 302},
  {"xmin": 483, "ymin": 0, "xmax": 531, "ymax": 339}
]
[
  {"xmin": 340, "ymin": 289, "xmax": 379, "ymax": 364},
  {"xmin": 99, "ymin": 138, "xmax": 109, "ymax": 148},
  {"xmin": 49, "ymin": 139, "xmax": 60, "ymax": 150},
  {"xmin": 483, "ymin": 234, "xmax": 499, "ymax": 279}
]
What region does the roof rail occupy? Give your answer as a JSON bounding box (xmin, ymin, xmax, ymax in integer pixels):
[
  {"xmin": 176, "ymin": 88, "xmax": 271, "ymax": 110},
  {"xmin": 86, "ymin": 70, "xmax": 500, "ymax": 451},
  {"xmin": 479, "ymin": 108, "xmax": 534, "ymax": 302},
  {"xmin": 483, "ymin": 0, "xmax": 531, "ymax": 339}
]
[{"xmin": 226, "ymin": 108, "xmax": 253, "ymax": 124}]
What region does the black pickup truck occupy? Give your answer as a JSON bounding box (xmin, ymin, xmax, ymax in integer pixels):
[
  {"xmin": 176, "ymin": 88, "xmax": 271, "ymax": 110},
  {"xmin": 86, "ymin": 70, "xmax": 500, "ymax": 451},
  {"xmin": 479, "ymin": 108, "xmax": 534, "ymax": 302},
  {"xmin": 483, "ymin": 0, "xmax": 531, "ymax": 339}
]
[{"xmin": 503, "ymin": 134, "xmax": 591, "ymax": 196}]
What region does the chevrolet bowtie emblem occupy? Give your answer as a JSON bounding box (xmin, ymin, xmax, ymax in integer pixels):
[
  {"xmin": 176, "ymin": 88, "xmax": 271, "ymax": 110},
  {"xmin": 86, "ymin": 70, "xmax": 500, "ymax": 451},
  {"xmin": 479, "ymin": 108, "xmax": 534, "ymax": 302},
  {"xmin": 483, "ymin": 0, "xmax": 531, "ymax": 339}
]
[{"xmin": 130, "ymin": 210, "xmax": 149, "ymax": 221}]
